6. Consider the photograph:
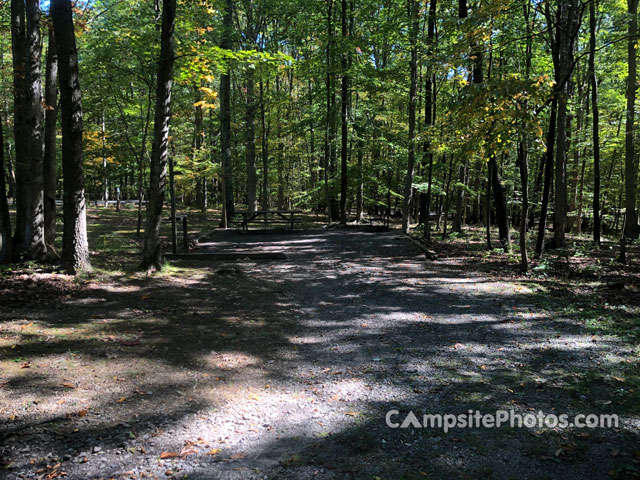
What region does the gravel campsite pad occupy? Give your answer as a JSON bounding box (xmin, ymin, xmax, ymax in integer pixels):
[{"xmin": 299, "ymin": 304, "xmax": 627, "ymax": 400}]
[{"xmin": 1, "ymin": 228, "xmax": 639, "ymax": 479}]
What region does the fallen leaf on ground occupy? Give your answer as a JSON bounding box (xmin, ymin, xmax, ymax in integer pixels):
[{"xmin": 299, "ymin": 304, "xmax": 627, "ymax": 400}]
[
  {"xmin": 206, "ymin": 449, "xmax": 221, "ymax": 455},
  {"xmin": 230, "ymin": 453, "xmax": 247, "ymax": 460},
  {"xmin": 181, "ymin": 446, "xmax": 198, "ymax": 456},
  {"xmin": 159, "ymin": 452, "xmax": 180, "ymax": 459},
  {"xmin": 185, "ymin": 438, "xmax": 206, "ymax": 446}
]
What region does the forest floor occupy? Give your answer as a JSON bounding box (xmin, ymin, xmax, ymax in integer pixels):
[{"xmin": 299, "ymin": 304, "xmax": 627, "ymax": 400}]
[{"xmin": 1, "ymin": 208, "xmax": 640, "ymax": 480}]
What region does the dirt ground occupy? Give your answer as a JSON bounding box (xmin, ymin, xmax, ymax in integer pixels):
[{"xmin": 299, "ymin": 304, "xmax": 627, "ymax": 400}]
[{"xmin": 1, "ymin": 227, "xmax": 639, "ymax": 480}]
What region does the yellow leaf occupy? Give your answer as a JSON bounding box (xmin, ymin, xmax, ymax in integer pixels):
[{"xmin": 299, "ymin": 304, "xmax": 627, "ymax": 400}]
[
  {"xmin": 116, "ymin": 397, "xmax": 126, "ymax": 403},
  {"xmin": 62, "ymin": 382, "xmax": 76, "ymax": 389},
  {"xmin": 207, "ymin": 448, "xmax": 221, "ymax": 455}
]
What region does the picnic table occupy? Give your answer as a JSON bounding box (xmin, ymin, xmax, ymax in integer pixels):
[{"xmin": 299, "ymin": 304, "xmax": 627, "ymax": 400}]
[{"xmin": 233, "ymin": 209, "xmax": 302, "ymax": 231}]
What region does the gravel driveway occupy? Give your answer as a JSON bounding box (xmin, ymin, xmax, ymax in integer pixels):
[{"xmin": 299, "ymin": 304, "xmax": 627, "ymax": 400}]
[{"xmin": 2, "ymin": 228, "xmax": 638, "ymax": 479}]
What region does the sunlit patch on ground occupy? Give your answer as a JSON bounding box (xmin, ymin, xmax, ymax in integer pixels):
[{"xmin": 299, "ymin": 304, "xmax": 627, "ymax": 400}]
[{"xmin": 1, "ymin": 226, "xmax": 639, "ymax": 479}]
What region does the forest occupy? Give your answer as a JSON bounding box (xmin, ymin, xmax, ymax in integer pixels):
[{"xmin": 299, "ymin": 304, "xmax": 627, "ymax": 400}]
[
  {"xmin": 0, "ymin": 0, "xmax": 638, "ymax": 271},
  {"xmin": 1, "ymin": 0, "xmax": 639, "ymax": 479}
]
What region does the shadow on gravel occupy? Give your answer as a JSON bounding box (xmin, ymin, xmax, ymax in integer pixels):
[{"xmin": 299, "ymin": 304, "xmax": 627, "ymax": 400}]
[{"xmin": 1, "ymin": 229, "xmax": 639, "ymax": 479}]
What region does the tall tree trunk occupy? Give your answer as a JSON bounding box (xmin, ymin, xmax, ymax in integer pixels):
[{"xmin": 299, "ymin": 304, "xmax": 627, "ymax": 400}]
[
  {"xmin": 552, "ymin": 0, "xmax": 581, "ymax": 248},
  {"xmin": 140, "ymin": 0, "xmax": 176, "ymax": 271},
  {"xmin": 101, "ymin": 112, "xmax": 108, "ymax": 205},
  {"xmin": 275, "ymin": 75, "xmax": 285, "ymax": 209},
  {"xmin": 260, "ymin": 78, "xmax": 269, "ymax": 210},
  {"xmin": 402, "ymin": 0, "xmax": 419, "ymax": 233},
  {"xmin": 0, "ymin": 118, "xmax": 12, "ymax": 263},
  {"xmin": 554, "ymin": 90, "xmax": 570, "ymax": 247},
  {"xmin": 576, "ymin": 155, "xmax": 586, "ymax": 234},
  {"xmin": 355, "ymin": 133, "xmax": 364, "ymax": 222},
  {"xmin": 442, "ymin": 154, "xmax": 453, "ymax": 239},
  {"xmin": 23, "ymin": 0, "xmax": 46, "ymax": 260},
  {"xmin": 569, "ymin": 77, "xmax": 583, "ymax": 216},
  {"xmin": 518, "ymin": 0, "xmax": 533, "ymax": 271},
  {"xmin": 535, "ymin": 98, "xmax": 558, "ymax": 256},
  {"xmin": 51, "ymin": 0, "xmax": 91, "ymax": 273},
  {"xmin": 589, "ymin": 0, "xmax": 601, "ymax": 246},
  {"xmin": 485, "ymin": 160, "xmax": 493, "ymax": 249},
  {"xmin": 307, "ymin": 80, "xmax": 318, "ymax": 209},
  {"xmin": 471, "ymin": 161, "xmax": 481, "ymax": 223},
  {"xmin": 246, "ymin": 66, "xmax": 257, "ymax": 212},
  {"xmin": 2, "ymin": 107, "xmax": 17, "ymax": 198},
  {"xmin": 220, "ymin": 0, "xmax": 235, "ymax": 219},
  {"xmin": 244, "ymin": 12, "xmax": 258, "ymax": 213},
  {"xmin": 625, "ymin": 0, "xmax": 639, "ymax": 240},
  {"xmin": 518, "ymin": 139, "xmax": 529, "ymax": 272},
  {"xmin": 135, "ymin": 89, "xmax": 152, "ymax": 236},
  {"xmin": 44, "ymin": 27, "xmax": 58, "ymax": 255},
  {"xmin": 324, "ymin": 0, "xmax": 334, "ymax": 225},
  {"xmin": 490, "ymin": 155, "xmax": 511, "ymax": 250},
  {"xmin": 193, "ymin": 85, "xmax": 205, "ymax": 210},
  {"xmin": 354, "ymin": 90, "xmax": 364, "ymax": 222},
  {"xmin": 11, "ymin": 0, "xmax": 28, "ymax": 257},
  {"xmin": 423, "ymin": 0, "xmax": 437, "ymax": 241},
  {"xmin": 339, "ymin": 0, "xmax": 349, "ymax": 224},
  {"xmin": 453, "ymin": 162, "xmax": 466, "ymax": 233}
]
